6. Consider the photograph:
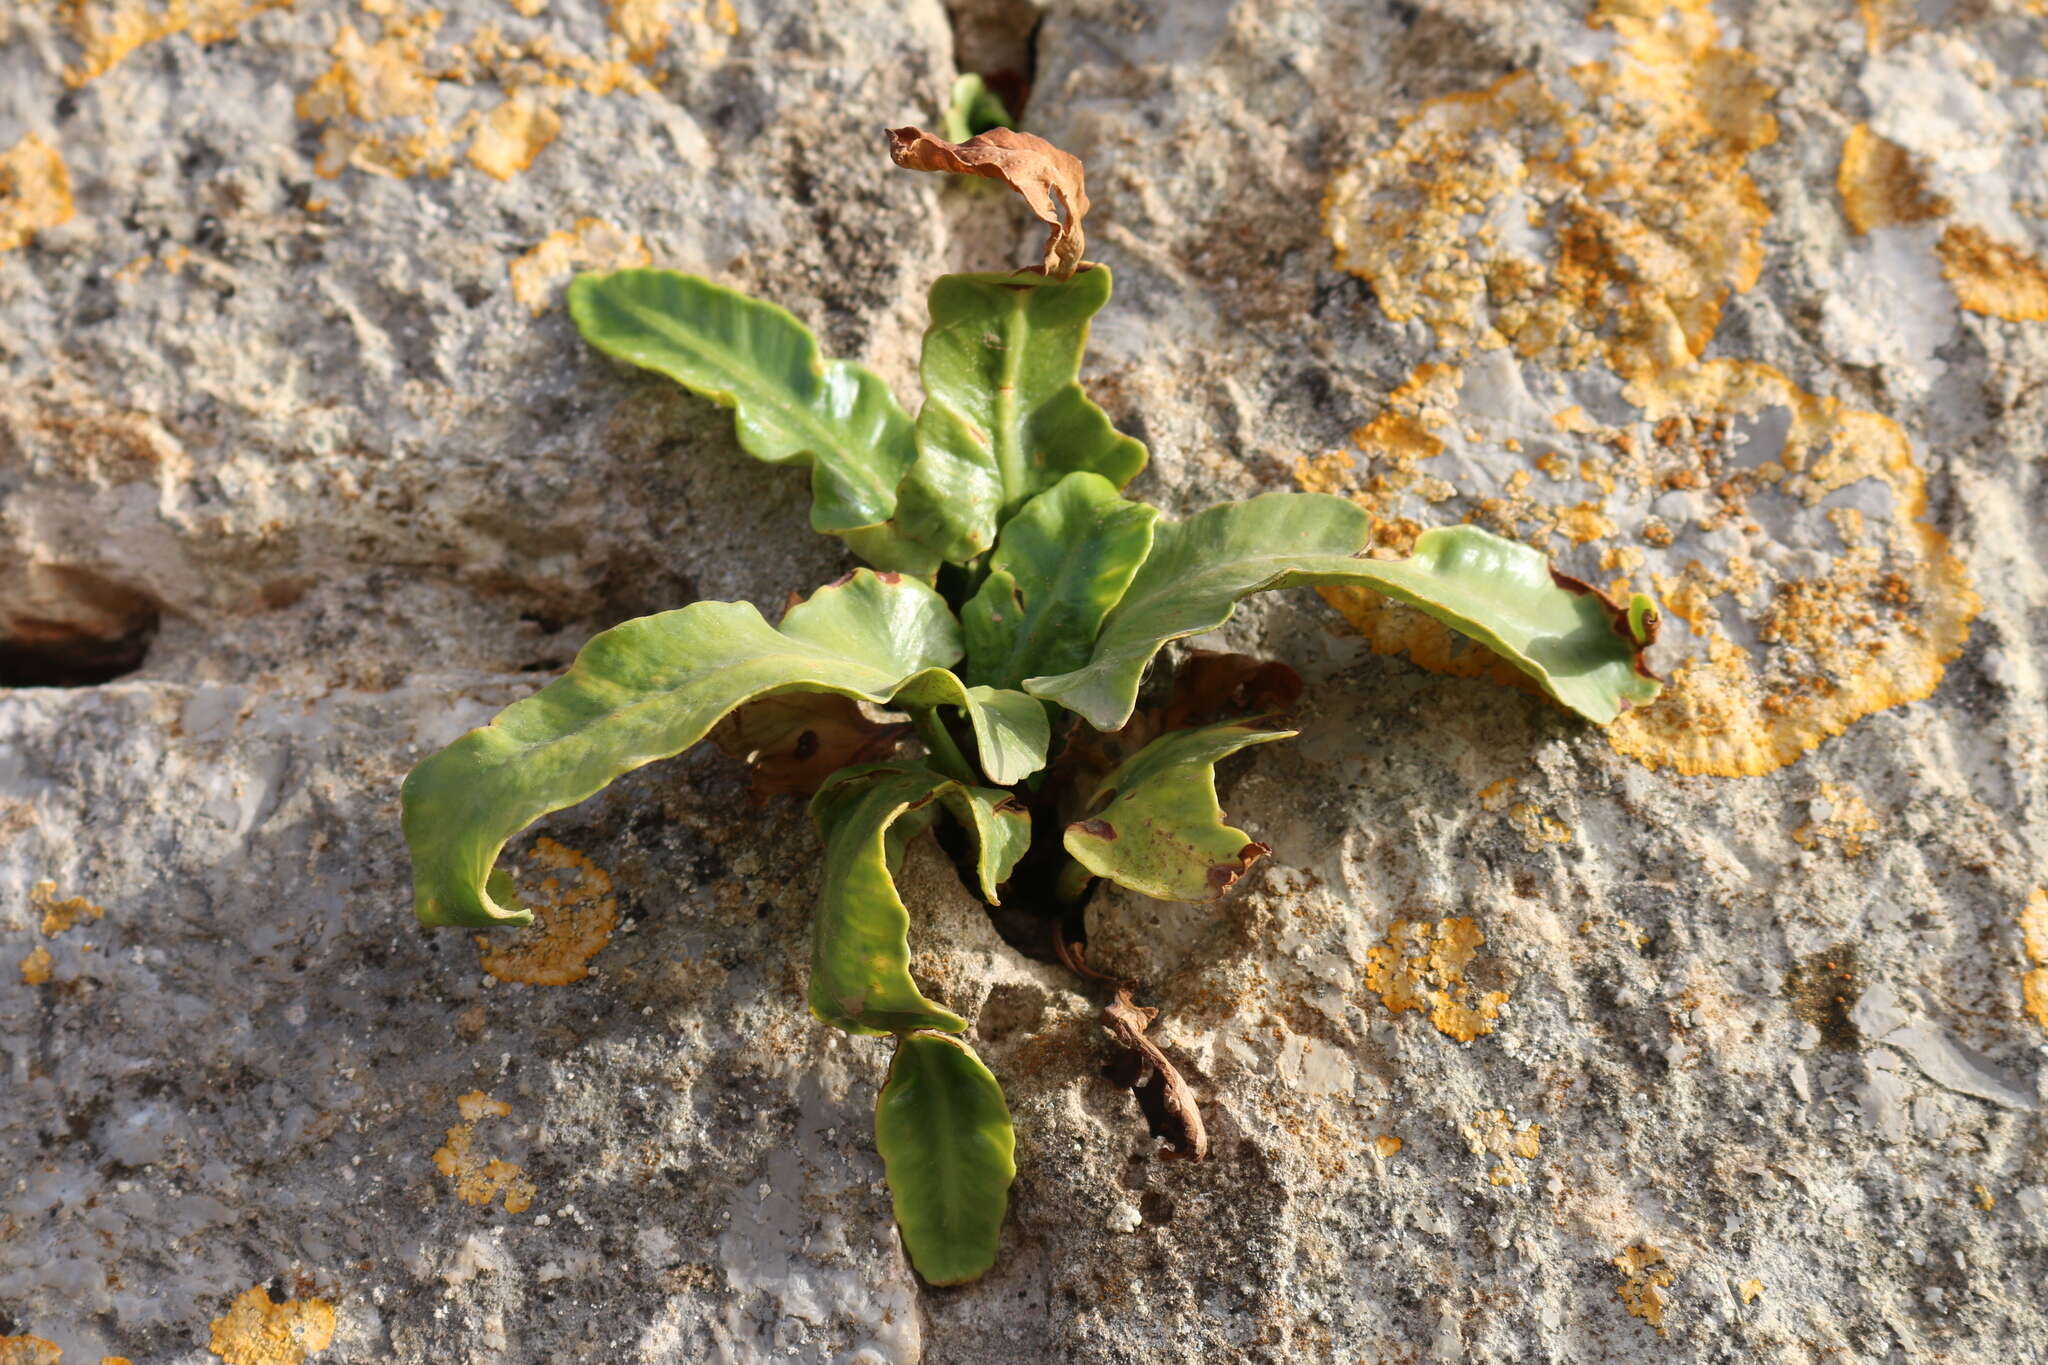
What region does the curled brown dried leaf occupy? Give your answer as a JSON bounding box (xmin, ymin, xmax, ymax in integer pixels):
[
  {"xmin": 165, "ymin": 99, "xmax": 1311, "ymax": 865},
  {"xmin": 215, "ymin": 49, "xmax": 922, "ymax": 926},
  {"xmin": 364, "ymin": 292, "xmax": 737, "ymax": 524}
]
[
  {"xmin": 886, "ymin": 126, "xmax": 1090, "ymax": 278},
  {"xmin": 1101, "ymin": 987, "xmax": 1209, "ymax": 1161},
  {"xmin": 1055, "ymin": 929, "xmax": 1208, "ymax": 1161},
  {"xmin": 710, "ymin": 693, "xmax": 911, "ymax": 800}
]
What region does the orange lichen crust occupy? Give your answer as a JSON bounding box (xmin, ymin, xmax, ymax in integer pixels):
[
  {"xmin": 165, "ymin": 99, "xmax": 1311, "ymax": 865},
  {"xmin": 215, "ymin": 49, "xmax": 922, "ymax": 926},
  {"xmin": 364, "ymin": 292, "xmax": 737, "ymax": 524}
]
[
  {"xmin": 207, "ymin": 1286, "xmax": 336, "ymax": 1365},
  {"xmin": 1602, "ymin": 329, "xmax": 1978, "ymax": 776},
  {"xmin": 53, "ymin": 0, "xmax": 291, "ymax": 87},
  {"xmin": 509, "ymin": 218, "xmax": 651, "ymax": 315},
  {"xmin": 294, "ymin": 0, "xmax": 732, "ymax": 183},
  {"xmin": 1314, "ymin": 0, "xmax": 1979, "ymax": 777},
  {"xmin": 30, "ymin": 880, "xmax": 105, "ymax": 935},
  {"xmin": 0, "ymin": 1337, "xmax": 62, "ymax": 1365},
  {"xmin": 474, "ymin": 837, "xmax": 617, "ymax": 986},
  {"xmin": 1322, "ymin": 1, "xmax": 1773, "ymax": 372},
  {"xmin": 1614, "ymin": 1243, "xmax": 1673, "ymax": 1335},
  {"xmin": 607, "ymin": 0, "xmax": 737, "ymax": 65},
  {"xmin": 0, "ymin": 134, "xmax": 75, "ymax": 254},
  {"xmin": 432, "ymin": 1090, "xmax": 537, "ymax": 1213},
  {"xmin": 1365, "ymin": 916, "xmax": 1509, "ymax": 1042},
  {"xmin": 2021, "ymin": 888, "xmax": 2048, "ymax": 1032},
  {"xmin": 1461, "ymin": 1108, "xmax": 1542, "ymax": 1186},
  {"xmin": 20, "ymin": 946, "xmax": 53, "ymax": 986},
  {"xmin": 1937, "ymin": 224, "xmax": 2048, "ymax": 323},
  {"xmin": 1837, "ymin": 125, "xmax": 1949, "ymax": 235}
]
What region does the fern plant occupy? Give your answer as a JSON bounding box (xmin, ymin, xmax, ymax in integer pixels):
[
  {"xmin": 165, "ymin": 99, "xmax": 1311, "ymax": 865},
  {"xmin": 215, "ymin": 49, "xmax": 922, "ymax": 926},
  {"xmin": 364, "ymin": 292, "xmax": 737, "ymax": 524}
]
[{"xmin": 401, "ymin": 128, "xmax": 1659, "ymax": 1285}]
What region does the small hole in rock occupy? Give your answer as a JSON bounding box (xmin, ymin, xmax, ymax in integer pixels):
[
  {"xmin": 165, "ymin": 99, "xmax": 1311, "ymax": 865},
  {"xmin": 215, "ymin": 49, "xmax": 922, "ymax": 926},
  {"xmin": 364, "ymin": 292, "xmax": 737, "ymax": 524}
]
[
  {"xmin": 0, "ymin": 566, "xmax": 160, "ymax": 687},
  {"xmin": 976, "ymin": 981, "xmax": 1047, "ymax": 1042},
  {"xmin": 1140, "ymin": 1190, "xmax": 1175, "ymax": 1225}
]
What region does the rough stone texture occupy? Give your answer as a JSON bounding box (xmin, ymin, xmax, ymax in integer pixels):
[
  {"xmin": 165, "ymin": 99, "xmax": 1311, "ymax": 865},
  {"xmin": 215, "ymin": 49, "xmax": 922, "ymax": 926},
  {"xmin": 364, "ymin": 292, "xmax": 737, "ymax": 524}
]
[{"xmin": 3, "ymin": 1, "xmax": 2046, "ymax": 1362}]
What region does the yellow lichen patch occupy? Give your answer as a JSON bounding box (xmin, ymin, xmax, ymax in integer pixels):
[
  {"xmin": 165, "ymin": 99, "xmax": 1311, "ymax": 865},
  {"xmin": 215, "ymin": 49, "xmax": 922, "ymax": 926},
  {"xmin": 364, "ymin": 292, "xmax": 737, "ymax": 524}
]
[
  {"xmin": 20, "ymin": 946, "xmax": 53, "ymax": 986},
  {"xmin": 1790, "ymin": 782, "xmax": 1880, "ymax": 857},
  {"xmin": 207, "ymin": 1286, "xmax": 335, "ymax": 1365},
  {"xmin": 1315, "ymin": 2, "xmax": 1978, "ymax": 779},
  {"xmin": 2020, "ymin": 888, "xmax": 2048, "ymax": 1032},
  {"xmin": 55, "ymin": 0, "xmax": 291, "ymax": 87},
  {"xmin": 1373, "ymin": 1134, "xmax": 1403, "ymax": 1159},
  {"xmin": 295, "ymin": 5, "xmax": 678, "ymax": 183},
  {"xmin": 509, "ymin": 217, "xmax": 650, "ymax": 315},
  {"xmin": 1737, "ymin": 1277, "xmax": 1763, "ymax": 1304},
  {"xmin": 466, "ymin": 96, "xmax": 561, "ymax": 181},
  {"xmin": 1461, "ymin": 1108, "xmax": 1542, "ymax": 1185},
  {"xmin": 475, "ymin": 837, "xmax": 617, "ymax": 985},
  {"xmin": 1365, "ymin": 916, "xmax": 1510, "ymax": 1042},
  {"xmin": 1973, "ymin": 1182, "xmax": 1995, "ymax": 1211},
  {"xmin": 1614, "ymin": 1243, "xmax": 1673, "ymax": 1335},
  {"xmin": 433, "ymin": 1090, "xmax": 537, "ymax": 1213},
  {"xmin": 0, "ymin": 134, "xmax": 75, "ymax": 254},
  {"xmin": 1351, "ymin": 364, "xmax": 1461, "ymax": 469},
  {"xmin": 1507, "ymin": 802, "xmax": 1573, "ymax": 851},
  {"xmin": 605, "ymin": 0, "xmax": 738, "ymax": 64},
  {"xmin": 0, "ymin": 1338, "xmax": 61, "ymax": 1365},
  {"xmin": 1603, "ymin": 334, "xmax": 1979, "ymax": 776},
  {"xmin": 30, "ymin": 880, "xmax": 105, "ymax": 936},
  {"xmin": 1854, "ymin": 0, "xmax": 1916, "ymax": 51},
  {"xmin": 1837, "ymin": 125, "xmax": 1949, "ymax": 235},
  {"xmin": 1322, "ymin": 1, "xmax": 1772, "ymax": 371},
  {"xmin": 1476, "ymin": 777, "xmax": 1516, "ymax": 810},
  {"xmin": 1937, "ymin": 224, "xmax": 2048, "ymax": 322}
]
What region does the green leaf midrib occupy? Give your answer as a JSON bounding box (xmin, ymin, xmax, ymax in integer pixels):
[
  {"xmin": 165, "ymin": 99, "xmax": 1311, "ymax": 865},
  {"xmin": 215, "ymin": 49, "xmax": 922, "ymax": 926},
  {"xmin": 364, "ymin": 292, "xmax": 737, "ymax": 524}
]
[
  {"xmin": 612, "ymin": 291, "xmax": 897, "ymax": 520},
  {"xmin": 993, "ymin": 296, "xmax": 1028, "ymax": 514}
]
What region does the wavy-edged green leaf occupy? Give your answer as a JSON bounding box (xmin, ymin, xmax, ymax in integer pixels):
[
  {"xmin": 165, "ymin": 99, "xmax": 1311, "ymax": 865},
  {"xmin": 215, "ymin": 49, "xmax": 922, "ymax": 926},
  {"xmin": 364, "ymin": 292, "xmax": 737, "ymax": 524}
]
[
  {"xmin": 961, "ymin": 471, "xmax": 1159, "ymax": 690},
  {"xmin": 1026, "ymin": 494, "xmax": 1662, "ymax": 730},
  {"xmin": 403, "ymin": 571, "xmax": 962, "ymax": 929},
  {"xmin": 876, "ymin": 1032, "xmax": 1016, "ymax": 1285},
  {"xmin": 891, "ymin": 674, "xmax": 1051, "ymax": 786},
  {"xmin": 808, "ymin": 762, "xmax": 1030, "ymax": 1035},
  {"xmin": 936, "ymin": 783, "xmax": 1033, "ymax": 901},
  {"xmin": 892, "ymin": 268, "xmax": 1148, "ymax": 563},
  {"xmin": 1064, "ymin": 721, "xmax": 1294, "ymax": 901},
  {"xmin": 567, "ymin": 269, "xmax": 938, "ymax": 573}
]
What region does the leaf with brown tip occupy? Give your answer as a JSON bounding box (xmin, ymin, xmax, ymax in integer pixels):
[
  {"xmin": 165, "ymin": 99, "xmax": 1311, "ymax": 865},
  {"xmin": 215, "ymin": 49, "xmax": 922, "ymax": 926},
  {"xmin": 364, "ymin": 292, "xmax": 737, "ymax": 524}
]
[
  {"xmin": 887, "ymin": 126, "xmax": 1090, "ymax": 278},
  {"xmin": 1063, "ymin": 720, "xmax": 1295, "ymax": 902}
]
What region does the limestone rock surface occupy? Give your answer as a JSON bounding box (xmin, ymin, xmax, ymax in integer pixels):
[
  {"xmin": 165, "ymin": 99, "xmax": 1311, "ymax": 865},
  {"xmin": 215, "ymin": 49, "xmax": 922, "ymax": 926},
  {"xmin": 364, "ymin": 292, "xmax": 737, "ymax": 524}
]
[{"xmin": 2, "ymin": 1, "xmax": 2045, "ymax": 1362}]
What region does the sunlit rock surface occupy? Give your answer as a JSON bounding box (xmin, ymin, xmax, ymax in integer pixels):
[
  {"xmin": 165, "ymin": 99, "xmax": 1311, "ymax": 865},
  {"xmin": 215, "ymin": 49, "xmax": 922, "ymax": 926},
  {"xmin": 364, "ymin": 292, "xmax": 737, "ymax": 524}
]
[{"xmin": 3, "ymin": 0, "xmax": 2044, "ymax": 1360}]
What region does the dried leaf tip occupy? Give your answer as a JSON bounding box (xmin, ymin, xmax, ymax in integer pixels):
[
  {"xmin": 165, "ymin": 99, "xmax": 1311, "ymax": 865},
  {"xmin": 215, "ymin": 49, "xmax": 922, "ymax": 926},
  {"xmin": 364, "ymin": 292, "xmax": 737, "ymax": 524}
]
[
  {"xmin": 887, "ymin": 126, "xmax": 1090, "ymax": 279},
  {"xmin": 1102, "ymin": 986, "xmax": 1209, "ymax": 1160}
]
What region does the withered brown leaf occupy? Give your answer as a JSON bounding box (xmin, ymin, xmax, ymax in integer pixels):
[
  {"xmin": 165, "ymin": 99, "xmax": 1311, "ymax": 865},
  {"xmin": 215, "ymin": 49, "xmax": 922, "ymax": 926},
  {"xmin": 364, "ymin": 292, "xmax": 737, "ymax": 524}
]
[
  {"xmin": 886, "ymin": 126, "xmax": 1090, "ymax": 278},
  {"xmin": 1101, "ymin": 986, "xmax": 1209, "ymax": 1161},
  {"xmin": 710, "ymin": 693, "xmax": 910, "ymax": 801},
  {"xmin": 1054, "ymin": 929, "xmax": 1208, "ymax": 1161},
  {"xmin": 1159, "ymin": 650, "xmax": 1304, "ymax": 733}
]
